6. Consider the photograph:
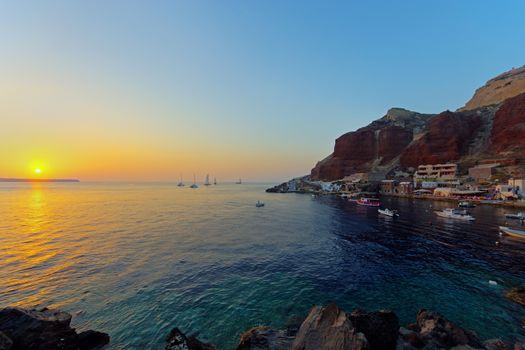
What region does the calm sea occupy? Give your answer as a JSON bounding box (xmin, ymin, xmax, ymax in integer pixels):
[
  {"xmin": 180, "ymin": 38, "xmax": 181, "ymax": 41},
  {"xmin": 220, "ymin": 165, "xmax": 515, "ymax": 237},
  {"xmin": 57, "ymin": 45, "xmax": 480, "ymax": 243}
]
[{"xmin": 1, "ymin": 182, "xmax": 525, "ymax": 349}]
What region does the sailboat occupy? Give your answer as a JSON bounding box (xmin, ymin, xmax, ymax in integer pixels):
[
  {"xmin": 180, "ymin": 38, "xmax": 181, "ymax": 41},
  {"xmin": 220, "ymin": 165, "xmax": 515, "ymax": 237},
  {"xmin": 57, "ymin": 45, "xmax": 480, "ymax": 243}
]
[
  {"xmin": 204, "ymin": 174, "xmax": 211, "ymax": 186},
  {"xmin": 213, "ymin": 177, "xmax": 217, "ymax": 185},
  {"xmin": 235, "ymin": 178, "xmax": 242, "ymax": 184},
  {"xmin": 190, "ymin": 174, "xmax": 199, "ymax": 189},
  {"xmin": 177, "ymin": 174, "xmax": 185, "ymax": 187}
]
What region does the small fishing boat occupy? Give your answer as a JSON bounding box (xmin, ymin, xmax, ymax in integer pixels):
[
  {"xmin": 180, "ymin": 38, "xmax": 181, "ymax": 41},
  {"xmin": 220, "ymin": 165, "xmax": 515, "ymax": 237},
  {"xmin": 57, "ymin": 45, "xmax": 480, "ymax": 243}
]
[
  {"xmin": 499, "ymin": 226, "xmax": 525, "ymax": 239},
  {"xmin": 256, "ymin": 201, "xmax": 265, "ymax": 207},
  {"xmin": 378, "ymin": 208, "xmax": 399, "ymax": 217},
  {"xmin": 214, "ymin": 177, "xmax": 217, "ymax": 185},
  {"xmin": 505, "ymin": 212, "xmax": 525, "ymax": 220},
  {"xmin": 458, "ymin": 201, "xmax": 475, "ymax": 208},
  {"xmin": 435, "ymin": 208, "xmax": 474, "ymax": 221},
  {"xmin": 235, "ymin": 178, "xmax": 242, "ymax": 184},
  {"xmin": 357, "ymin": 198, "xmax": 382, "ymax": 207}
]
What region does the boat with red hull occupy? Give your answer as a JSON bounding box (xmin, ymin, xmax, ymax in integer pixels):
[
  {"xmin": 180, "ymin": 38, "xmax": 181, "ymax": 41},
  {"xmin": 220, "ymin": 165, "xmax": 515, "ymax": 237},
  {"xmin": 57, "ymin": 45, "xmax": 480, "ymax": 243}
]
[{"xmin": 357, "ymin": 198, "xmax": 382, "ymax": 207}]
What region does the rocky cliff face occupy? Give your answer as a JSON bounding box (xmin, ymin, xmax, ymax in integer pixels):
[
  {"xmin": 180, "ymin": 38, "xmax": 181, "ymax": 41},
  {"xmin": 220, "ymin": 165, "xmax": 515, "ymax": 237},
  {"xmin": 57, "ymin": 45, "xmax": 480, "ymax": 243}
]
[
  {"xmin": 311, "ymin": 108, "xmax": 433, "ymax": 181},
  {"xmin": 491, "ymin": 92, "xmax": 525, "ymax": 155},
  {"xmin": 461, "ymin": 65, "xmax": 525, "ymax": 111},
  {"xmin": 310, "ymin": 66, "xmax": 525, "ymax": 181}
]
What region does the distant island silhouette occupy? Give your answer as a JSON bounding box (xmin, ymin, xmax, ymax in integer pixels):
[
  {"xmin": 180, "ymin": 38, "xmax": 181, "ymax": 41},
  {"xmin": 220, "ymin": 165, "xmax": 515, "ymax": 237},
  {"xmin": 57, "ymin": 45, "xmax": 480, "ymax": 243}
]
[{"xmin": 0, "ymin": 178, "xmax": 80, "ymax": 183}]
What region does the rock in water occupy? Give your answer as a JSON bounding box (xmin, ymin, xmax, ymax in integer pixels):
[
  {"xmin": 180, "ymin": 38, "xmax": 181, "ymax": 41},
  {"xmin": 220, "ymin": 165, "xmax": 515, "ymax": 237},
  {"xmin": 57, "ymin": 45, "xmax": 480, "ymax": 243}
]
[
  {"xmin": 0, "ymin": 307, "xmax": 109, "ymax": 350},
  {"xmin": 483, "ymin": 339, "xmax": 514, "ymax": 350},
  {"xmin": 505, "ymin": 287, "xmax": 525, "ymax": 307},
  {"xmin": 415, "ymin": 309, "xmax": 482, "ymax": 349},
  {"xmin": 77, "ymin": 330, "xmax": 110, "ymax": 350},
  {"xmin": 291, "ymin": 304, "xmax": 368, "ymax": 350},
  {"xmin": 165, "ymin": 328, "xmax": 216, "ymax": 350},
  {"xmin": 349, "ymin": 309, "xmax": 399, "ymax": 350},
  {"xmin": 236, "ymin": 326, "xmax": 294, "ymax": 350}
]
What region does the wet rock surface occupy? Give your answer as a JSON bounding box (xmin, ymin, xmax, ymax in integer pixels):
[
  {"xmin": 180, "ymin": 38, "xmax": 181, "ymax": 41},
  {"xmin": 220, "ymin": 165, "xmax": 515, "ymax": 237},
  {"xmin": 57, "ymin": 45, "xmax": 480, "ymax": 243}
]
[
  {"xmin": 236, "ymin": 326, "xmax": 294, "ymax": 350},
  {"xmin": 165, "ymin": 328, "xmax": 216, "ymax": 350},
  {"xmin": 0, "ymin": 307, "xmax": 109, "ymax": 350},
  {"xmin": 505, "ymin": 286, "xmax": 525, "ymax": 307}
]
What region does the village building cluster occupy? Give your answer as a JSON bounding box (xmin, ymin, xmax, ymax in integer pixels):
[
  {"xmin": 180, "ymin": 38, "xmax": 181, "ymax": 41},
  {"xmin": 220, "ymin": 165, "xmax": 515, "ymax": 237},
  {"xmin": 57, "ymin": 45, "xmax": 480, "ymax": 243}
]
[{"xmin": 356, "ymin": 161, "xmax": 525, "ymax": 201}]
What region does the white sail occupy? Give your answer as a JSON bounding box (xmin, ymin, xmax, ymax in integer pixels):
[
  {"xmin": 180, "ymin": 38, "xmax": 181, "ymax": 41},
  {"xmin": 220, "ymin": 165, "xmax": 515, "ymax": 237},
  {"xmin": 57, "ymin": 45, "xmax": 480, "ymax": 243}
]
[{"xmin": 204, "ymin": 174, "xmax": 211, "ymax": 186}]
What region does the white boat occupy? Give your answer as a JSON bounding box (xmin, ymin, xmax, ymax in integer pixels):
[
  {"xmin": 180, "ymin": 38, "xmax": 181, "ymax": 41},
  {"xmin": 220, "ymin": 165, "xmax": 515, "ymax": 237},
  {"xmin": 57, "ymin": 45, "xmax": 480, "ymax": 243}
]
[
  {"xmin": 505, "ymin": 212, "xmax": 525, "ymax": 220},
  {"xmin": 204, "ymin": 174, "xmax": 211, "ymax": 186},
  {"xmin": 378, "ymin": 208, "xmax": 399, "ymax": 217},
  {"xmin": 499, "ymin": 226, "xmax": 525, "ymax": 239},
  {"xmin": 190, "ymin": 174, "xmax": 199, "ymax": 189},
  {"xmin": 177, "ymin": 174, "xmax": 185, "ymax": 187},
  {"xmin": 435, "ymin": 208, "xmax": 475, "ymax": 221},
  {"xmin": 458, "ymin": 201, "xmax": 475, "ymax": 208},
  {"xmin": 256, "ymin": 201, "xmax": 265, "ymax": 207}
]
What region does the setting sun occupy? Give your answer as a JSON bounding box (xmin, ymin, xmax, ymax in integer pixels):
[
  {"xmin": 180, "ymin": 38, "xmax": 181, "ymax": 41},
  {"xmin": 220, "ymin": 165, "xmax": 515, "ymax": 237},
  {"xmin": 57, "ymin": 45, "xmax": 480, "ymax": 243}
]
[{"xmin": 34, "ymin": 169, "xmax": 41, "ymax": 174}]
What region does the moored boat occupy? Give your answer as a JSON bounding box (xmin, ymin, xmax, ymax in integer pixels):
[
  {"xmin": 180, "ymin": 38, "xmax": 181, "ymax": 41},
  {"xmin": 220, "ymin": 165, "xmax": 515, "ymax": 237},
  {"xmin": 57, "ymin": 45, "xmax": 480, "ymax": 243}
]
[
  {"xmin": 190, "ymin": 174, "xmax": 199, "ymax": 189},
  {"xmin": 435, "ymin": 208, "xmax": 475, "ymax": 221},
  {"xmin": 378, "ymin": 208, "xmax": 399, "ymax": 217},
  {"xmin": 499, "ymin": 226, "xmax": 525, "ymax": 239},
  {"xmin": 458, "ymin": 201, "xmax": 475, "ymax": 208},
  {"xmin": 177, "ymin": 174, "xmax": 185, "ymax": 187},
  {"xmin": 256, "ymin": 200, "xmax": 265, "ymax": 207},
  {"xmin": 357, "ymin": 198, "xmax": 382, "ymax": 207},
  {"xmin": 505, "ymin": 212, "xmax": 525, "ymax": 220}
]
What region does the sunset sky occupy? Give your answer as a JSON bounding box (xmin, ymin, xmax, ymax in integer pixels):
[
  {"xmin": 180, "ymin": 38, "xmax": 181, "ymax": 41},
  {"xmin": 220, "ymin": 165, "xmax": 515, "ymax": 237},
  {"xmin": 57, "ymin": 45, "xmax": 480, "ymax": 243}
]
[{"xmin": 2, "ymin": 1, "xmax": 525, "ymax": 182}]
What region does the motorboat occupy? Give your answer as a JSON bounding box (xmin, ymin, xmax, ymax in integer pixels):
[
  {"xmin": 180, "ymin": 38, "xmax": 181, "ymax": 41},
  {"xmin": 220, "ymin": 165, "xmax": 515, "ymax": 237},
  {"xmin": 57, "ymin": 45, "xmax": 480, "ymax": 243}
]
[
  {"xmin": 357, "ymin": 198, "xmax": 382, "ymax": 207},
  {"xmin": 505, "ymin": 212, "xmax": 525, "ymax": 220},
  {"xmin": 458, "ymin": 201, "xmax": 475, "ymax": 208},
  {"xmin": 499, "ymin": 226, "xmax": 525, "ymax": 239},
  {"xmin": 256, "ymin": 201, "xmax": 265, "ymax": 207},
  {"xmin": 435, "ymin": 208, "xmax": 475, "ymax": 221},
  {"xmin": 378, "ymin": 208, "xmax": 399, "ymax": 217}
]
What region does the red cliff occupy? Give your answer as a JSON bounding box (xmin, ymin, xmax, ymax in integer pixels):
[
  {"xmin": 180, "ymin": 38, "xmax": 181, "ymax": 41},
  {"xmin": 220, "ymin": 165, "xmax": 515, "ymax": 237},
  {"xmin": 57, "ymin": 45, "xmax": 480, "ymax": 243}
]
[
  {"xmin": 491, "ymin": 92, "xmax": 525, "ymax": 154},
  {"xmin": 310, "ymin": 66, "xmax": 525, "ymax": 181},
  {"xmin": 399, "ymin": 111, "xmax": 482, "ymax": 168}
]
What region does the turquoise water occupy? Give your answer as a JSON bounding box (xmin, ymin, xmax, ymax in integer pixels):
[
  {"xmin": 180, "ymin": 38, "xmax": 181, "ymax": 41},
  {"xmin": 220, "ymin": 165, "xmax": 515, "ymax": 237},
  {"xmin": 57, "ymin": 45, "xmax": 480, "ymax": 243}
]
[{"xmin": 1, "ymin": 182, "xmax": 525, "ymax": 349}]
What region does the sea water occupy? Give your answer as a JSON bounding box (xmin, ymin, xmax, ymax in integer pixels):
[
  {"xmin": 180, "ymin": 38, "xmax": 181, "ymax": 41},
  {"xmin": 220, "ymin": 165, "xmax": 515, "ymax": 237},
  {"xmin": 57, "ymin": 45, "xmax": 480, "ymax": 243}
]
[{"xmin": 1, "ymin": 182, "xmax": 524, "ymax": 349}]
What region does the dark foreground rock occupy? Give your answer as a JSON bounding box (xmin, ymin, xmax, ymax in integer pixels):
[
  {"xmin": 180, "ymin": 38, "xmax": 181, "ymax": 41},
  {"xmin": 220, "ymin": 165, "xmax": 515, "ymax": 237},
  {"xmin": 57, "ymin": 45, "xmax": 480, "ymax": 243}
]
[
  {"xmin": 169, "ymin": 304, "xmax": 525, "ymax": 350},
  {"xmin": 165, "ymin": 328, "xmax": 215, "ymax": 350},
  {"xmin": 0, "ymin": 307, "xmax": 109, "ymax": 350},
  {"xmin": 291, "ymin": 304, "xmax": 368, "ymax": 350},
  {"xmin": 350, "ymin": 309, "xmax": 399, "ymax": 350},
  {"xmin": 236, "ymin": 326, "xmax": 294, "ymax": 350}
]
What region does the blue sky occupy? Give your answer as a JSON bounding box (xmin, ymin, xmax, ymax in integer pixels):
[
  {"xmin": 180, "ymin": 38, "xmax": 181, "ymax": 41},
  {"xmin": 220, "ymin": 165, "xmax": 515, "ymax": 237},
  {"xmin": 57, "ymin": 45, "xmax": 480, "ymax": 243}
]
[{"xmin": 1, "ymin": 1, "xmax": 525, "ymax": 181}]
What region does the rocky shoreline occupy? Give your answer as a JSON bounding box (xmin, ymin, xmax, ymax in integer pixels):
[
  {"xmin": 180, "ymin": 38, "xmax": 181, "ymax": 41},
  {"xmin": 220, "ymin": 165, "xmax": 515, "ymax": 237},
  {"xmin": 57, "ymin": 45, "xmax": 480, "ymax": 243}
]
[
  {"xmin": 0, "ymin": 307, "xmax": 109, "ymax": 350},
  {"xmin": 3, "ymin": 301, "xmax": 525, "ymax": 350},
  {"xmin": 168, "ymin": 303, "xmax": 525, "ymax": 350}
]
